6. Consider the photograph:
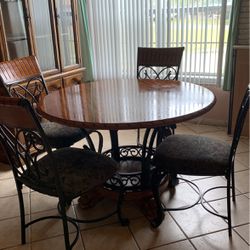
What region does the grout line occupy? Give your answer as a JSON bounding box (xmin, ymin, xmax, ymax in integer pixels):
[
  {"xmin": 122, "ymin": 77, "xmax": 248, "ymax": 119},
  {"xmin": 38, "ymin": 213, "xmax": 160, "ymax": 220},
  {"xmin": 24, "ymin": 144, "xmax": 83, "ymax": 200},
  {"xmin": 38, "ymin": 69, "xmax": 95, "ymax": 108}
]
[
  {"xmin": 127, "ymin": 222, "xmax": 142, "ymax": 250},
  {"xmin": 233, "ymin": 223, "xmax": 250, "ymax": 246},
  {"xmin": 166, "ymin": 211, "xmax": 198, "ymax": 250}
]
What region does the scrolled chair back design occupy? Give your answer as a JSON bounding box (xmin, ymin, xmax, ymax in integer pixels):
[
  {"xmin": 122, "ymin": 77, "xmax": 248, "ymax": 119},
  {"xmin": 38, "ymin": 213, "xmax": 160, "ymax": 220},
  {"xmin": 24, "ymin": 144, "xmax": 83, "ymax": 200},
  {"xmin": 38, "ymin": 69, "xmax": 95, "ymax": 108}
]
[
  {"xmin": 0, "ymin": 97, "xmax": 54, "ymax": 190},
  {"xmin": 137, "ymin": 47, "xmax": 185, "ymax": 80},
  {"xmin": 8, "ymin": 76, "xmax": 47, "ymax": 108},
  {"xmin": 138, "ymin": 65, "xmax": 178, "ymax": 80}
]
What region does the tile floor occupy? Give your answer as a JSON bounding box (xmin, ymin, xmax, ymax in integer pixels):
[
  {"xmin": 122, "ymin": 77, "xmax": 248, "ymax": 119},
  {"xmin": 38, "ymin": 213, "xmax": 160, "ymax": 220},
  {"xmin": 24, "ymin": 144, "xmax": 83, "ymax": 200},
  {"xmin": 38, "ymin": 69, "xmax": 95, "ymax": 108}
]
[{"xmin": 0, "ymin": 123, "xmax": 249, "ymax": 250}]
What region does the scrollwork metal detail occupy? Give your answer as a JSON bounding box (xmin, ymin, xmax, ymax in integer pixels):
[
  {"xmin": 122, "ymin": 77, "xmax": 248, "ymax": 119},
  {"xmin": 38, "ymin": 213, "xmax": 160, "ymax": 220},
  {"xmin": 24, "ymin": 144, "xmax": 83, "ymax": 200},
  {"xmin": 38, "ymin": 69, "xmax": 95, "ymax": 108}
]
[{"xmin": 138, "ymin": 66, "xmax": 178, "ymax": 80}]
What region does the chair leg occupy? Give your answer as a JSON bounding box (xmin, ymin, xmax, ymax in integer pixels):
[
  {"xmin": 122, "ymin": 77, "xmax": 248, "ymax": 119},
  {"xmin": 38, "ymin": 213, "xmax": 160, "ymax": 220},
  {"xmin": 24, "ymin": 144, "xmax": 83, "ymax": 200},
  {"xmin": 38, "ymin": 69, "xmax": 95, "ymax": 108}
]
[
  {"xmin": 231, "ymin": 164, "xmax": 236, "ymax": 202},
  {"xmin": 137, "ymin": 128, "xmax": 141, "ymax": 145},
  {"xmin": 168, "ymin": 173, "xmax": 179, "ymax": 187},
  {"xmin": 16, "ymin": 181, "xmax": 26, "ymax": 244},
  {"xmin": 116, "ymin": 180, "xmax": 129, "ymax": 226},
  {"xmin": 227, "ymin": 176, "xmax": 232, "ymax": 236},
  {"xmin": 150, "ymin": 170, "xmax": 165, "ymax": 228},
  {"xmin": 59, "ymin": 200, "xmax": 72, "ymax": 250}
]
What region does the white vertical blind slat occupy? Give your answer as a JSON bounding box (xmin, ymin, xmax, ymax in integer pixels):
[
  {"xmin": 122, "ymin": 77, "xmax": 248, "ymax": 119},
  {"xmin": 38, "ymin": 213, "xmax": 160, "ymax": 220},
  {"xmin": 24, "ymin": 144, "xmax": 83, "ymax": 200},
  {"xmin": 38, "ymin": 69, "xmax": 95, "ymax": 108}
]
[
  {"xmin": 203, "ymin": 0, "xmax": 209, "ymax": 81},
  {"xmin": 167, "ymin": 0, "xmax": 171, "ymax": 47},
  {"xmin": 87, "ymin": 0, "xmax": 231, "ymax": 83},
  {"xmin": 189, "ymin": 0, "xmax": 194, "ymax": 83}
]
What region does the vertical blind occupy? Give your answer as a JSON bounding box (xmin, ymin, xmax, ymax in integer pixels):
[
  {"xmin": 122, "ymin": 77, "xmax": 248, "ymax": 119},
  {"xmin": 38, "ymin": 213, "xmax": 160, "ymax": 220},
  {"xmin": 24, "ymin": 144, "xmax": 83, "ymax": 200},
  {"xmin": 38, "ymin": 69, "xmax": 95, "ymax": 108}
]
[{"xmin": 86, "ymin": 0, "xmax": 232, "ymax": 84}]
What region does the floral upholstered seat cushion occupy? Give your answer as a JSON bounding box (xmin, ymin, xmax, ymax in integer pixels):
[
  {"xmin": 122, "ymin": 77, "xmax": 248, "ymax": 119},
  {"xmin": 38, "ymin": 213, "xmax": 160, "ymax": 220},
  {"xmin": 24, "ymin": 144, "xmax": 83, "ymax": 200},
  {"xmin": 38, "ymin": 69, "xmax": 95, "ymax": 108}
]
[
  {"xmin": 154, "ymin": 134, "xmax": 231, "ymax": 176},
  {"xmin": 41, "ymin": 122, "xmax": 86, "ymax": 148},
  {"xmin": 26, "ymin": 148, "xmax": 117, "ymax": 199}
]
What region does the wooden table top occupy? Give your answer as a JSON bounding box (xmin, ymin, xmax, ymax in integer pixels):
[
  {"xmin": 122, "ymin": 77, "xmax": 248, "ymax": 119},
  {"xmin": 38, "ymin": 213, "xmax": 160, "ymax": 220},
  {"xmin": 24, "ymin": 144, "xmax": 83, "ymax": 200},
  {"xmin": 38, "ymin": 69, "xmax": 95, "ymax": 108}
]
[{"xmin": 38, "ymin": 79, "xmax": 216, "ymax": 130}]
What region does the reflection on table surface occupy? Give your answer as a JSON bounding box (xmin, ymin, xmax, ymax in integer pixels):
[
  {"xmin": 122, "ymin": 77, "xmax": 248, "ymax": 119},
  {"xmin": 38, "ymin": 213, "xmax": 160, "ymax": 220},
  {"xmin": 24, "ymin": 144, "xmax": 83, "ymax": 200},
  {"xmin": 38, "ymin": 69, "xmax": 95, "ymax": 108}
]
[{"xmin": 39, "ymin": 78, "xmax": 216, "ymax": 130}]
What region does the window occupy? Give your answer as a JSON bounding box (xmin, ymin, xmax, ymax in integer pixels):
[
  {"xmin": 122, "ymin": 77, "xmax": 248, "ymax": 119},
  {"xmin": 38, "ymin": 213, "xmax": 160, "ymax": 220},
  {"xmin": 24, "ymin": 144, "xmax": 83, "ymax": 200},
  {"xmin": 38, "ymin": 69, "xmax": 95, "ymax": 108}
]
[{"xmin": 87, "ymin": 0, "xmax": 232, "ymax": 84}]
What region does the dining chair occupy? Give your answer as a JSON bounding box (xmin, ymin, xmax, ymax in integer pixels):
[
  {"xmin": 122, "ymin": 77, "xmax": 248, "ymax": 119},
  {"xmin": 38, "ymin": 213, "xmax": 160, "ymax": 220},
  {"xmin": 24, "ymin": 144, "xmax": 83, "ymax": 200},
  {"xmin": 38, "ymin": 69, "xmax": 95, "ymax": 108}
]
[
  {"xmin": 137, "ymin": 47, "xmax": 184, "ymax": 80},
  {"xmin": 152, "ymin": 86, "xmax": 249, "ymax": 235},
  {"xmin": 136, "ymin": 47, "xmax": 185, "ymax": 145},
  {"xmin": 0, "ymin": 96, "xmax": 128, "ymax": 250},
  {"xmin": 0, "ymin": 56, "xmax": 103, "ymax": 152}
]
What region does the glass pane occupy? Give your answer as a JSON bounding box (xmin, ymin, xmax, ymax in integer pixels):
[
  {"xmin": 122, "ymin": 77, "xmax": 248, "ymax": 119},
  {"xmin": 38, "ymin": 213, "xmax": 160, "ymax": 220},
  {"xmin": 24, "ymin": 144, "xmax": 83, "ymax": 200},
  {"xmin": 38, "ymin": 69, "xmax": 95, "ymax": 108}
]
[
  {"xmin": 1, "ymin": 0, "xmax": 29, "ymax": 59},
  {"xmin": 56, "ymin": 0, "xmax": 77, "ymax": 67},
  {"xmin": 29, "ymin": 0, "xmax": 56, "ymax": 71}
]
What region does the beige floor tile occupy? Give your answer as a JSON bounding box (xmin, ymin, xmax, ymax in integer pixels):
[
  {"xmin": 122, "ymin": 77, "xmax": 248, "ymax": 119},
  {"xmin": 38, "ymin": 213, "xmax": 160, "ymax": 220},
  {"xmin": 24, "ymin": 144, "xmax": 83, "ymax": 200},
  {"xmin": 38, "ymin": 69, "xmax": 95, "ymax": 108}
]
[
  {"xmin": 31, "ymin": 233, "xmax": 84, "ymax": 250},
  {"xmin": 175, "ymin": 125, "xmax": 196, "ymax": 135},
  {"xmin": 153, "ymin": 240, "xmax": 195, "ymax": 250},
  {"xmin": 235, "ymin": 152, "xmax": 249, "ymax": 168},
  {"xmin": 200, "ymin": 131, "xmax": 232, "ymax": 141},
  {"xmin": 129, "ymin": 214, "xmax": 186, "ymax": 250},
  {"xmin": 234, "ymin": 170, "xmax": 249, "ymax": 194},
  {"xmin": 0, "ymin": 194, "xmax": 29, "ymax": 220},
  {"xmin": 193, "ymin": 176, "xmax": 240, "ymax": 201},
  {"xmin": 179, "ymin": 174, "xmax": 211, "ymax": 182},
  {"xmin": 74, "ymin": 198, "xmax": 120, "ymax": 230},
  {"xmin": 119, "ymin": 130, "xmax": 138, "ymax": 145},
  {"xmin": 240, "ymin": 137, "xmax": 249, "ymax": 146},
  {"xmin": 0, "ymin": 163, "xmax": 13, "ymax": 180},
  {"xmin": 243, "ymin": 192, "xmax": 249, "ymax": 199},
  {"xmin": 0, "ymin": 178, "xmax": 18, "ymax": 197},
  {"xmin": 31, "ymin": 207, "xmax": 77, "ymax": 242},
  {"xmin": 234, "ymin": 159, "xmax": 248, "ymax": 172},
  {"xmin": 0, "ymin": 216, "xmax": 30, "ymax": 249},
  {"xmin": 3, "ymin": 244, "xmax": 31, "ymax": 250},
  {"xmin": 161, "ymin": 182, "xmax": 201, "ymax": 209},
  {"xmin": 81, "ymin": 224, "xmax": 139, "ymax": 250},
  {"xmin": 74, "ymin": 197, "xmax": 141, "ymax": 230},
  {"xmin": 30, "ymin": 192, "xmax": 59, "ymax": 214},
  {"xmin": 234, "ymin": 224, "xmax": 249, "ymax": 245},
  {"xmin": 209, "ymin": 194, "xmax": 249, "ymax": 227},
  {"xmin": 191, "ymin": 229, "xmax": 249, "ymax": 250},
  {"xmin": 236, "ymin": 141, "xmax": 250, "ymax": 154},
  {"xmin": 72, "ymin": 139, "xmax": 84, "ymax": 149},
  {"xmin": 0, "ymin": 178, "xmax": 29, "ymax": 198},
  {"xmin": 183, "ymin": 123, "xmax": 225, "ymax": 134},
  {"xmin": 169, "ymin": 204, "xmax": 228, "ymax": 237}
]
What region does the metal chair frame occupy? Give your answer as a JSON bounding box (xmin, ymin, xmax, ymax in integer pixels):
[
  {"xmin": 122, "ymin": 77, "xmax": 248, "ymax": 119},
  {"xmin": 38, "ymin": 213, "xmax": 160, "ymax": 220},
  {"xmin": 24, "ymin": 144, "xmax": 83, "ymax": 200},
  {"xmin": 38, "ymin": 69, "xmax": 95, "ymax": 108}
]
[
  {"xmin": 0, "ymin": 97, "xmax": 128, "ymax": 250},
  {"xmin": 152, "ymin": 86, "xmax": 249, "ymax": 235}
]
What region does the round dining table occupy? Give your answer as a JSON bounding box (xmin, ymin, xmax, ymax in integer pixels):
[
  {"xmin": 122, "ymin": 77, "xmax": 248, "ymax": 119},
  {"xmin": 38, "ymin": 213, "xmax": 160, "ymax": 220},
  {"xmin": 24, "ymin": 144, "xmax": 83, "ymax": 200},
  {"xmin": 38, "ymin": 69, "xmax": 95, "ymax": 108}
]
[{"xmin": 38, "ymin": 78, "xmax": 216, "ymax": 197}]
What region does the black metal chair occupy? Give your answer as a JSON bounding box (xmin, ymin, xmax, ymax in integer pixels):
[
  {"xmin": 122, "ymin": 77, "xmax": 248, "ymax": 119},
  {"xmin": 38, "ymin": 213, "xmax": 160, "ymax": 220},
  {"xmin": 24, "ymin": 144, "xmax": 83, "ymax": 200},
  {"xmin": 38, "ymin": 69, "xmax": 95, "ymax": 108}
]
[
  {"xmin": 152, "ymin": 86, "xmax": 249, "ymax": 235},
  {"xmin": 0, "ymin": 56, "xmax": 103, "ymax": 153},
  {"xmin": 0, "ymin": 96, "xmax": 128, "ymax": 250},
  {"xmin": 136, "ymin": 47, "xmax": 185, "ymax": 145}
]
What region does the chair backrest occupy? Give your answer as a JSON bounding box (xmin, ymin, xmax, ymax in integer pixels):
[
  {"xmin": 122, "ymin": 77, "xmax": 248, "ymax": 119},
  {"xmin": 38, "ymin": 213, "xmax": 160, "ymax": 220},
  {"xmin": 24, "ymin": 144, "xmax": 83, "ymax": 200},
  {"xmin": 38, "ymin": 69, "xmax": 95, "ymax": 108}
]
[
  {"xmin": 230, "ymin": 86, "xmax": 249, "ymax": 160},
  {"xmin": 0, "ymin": 56, "xmax": 48, "ymax": 107},
  {"xmin": 0, "ymin": 96, "xmax": 56, "ymax": 192},
  {"xmin": 137, "ymin": 47, "xmax": 184, "ymax": 80}
]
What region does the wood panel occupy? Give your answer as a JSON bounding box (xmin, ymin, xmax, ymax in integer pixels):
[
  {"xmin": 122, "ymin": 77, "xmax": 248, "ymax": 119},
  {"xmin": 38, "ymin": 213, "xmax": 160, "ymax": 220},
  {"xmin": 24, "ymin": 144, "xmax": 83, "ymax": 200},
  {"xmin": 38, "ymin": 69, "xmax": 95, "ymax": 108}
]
[
  {"xmin": 46, "ymin": 78, "xmax": 63, "ymax": 92},
  {"xmin": 63, "ymin": 73, "xmax": 83, "ymax": 88}
]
